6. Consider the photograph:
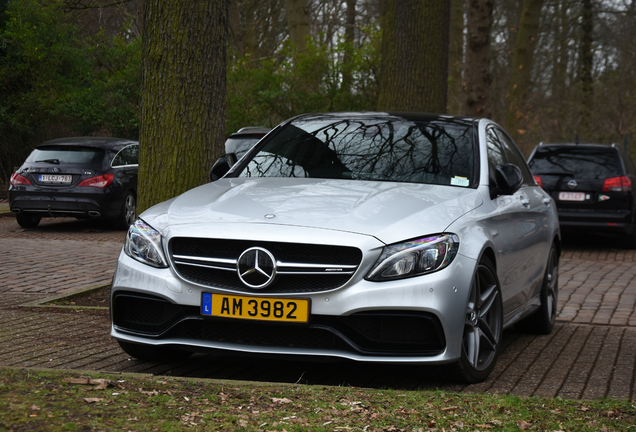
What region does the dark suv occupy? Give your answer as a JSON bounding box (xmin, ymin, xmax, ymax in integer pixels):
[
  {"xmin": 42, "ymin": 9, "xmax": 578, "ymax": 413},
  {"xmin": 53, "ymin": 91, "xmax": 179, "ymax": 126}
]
[
  {"xmin": 9, "ymin": 137, "xmax": 138, "ymax": 229},
  {"xmin": 527, "ymin": 142, "xmax": 636, "ymax": 247}
]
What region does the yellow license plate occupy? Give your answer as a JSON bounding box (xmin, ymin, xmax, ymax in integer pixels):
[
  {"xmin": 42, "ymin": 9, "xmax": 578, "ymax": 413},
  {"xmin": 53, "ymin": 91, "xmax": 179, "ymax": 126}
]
[{"xmin": 201, "ymin": 293, "xmax": 310, "ymax": 323}]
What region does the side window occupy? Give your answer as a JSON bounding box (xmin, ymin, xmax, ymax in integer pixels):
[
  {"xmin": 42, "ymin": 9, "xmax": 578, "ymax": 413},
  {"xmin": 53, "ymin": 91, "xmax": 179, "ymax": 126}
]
[
  {"xmin": 495, "ymin": 129, "xmax": 534, "ymax": 184},
  {"xmin": 127, "ymin": 144, "xmax": 139, "ymax": 165},
  {"xmin": 112, "ymin": 145, "xmax": 139, "ymax": 167},
  {"xmin": 486, "ymin": 127, "xmax": 506, "ymax": 177},
  {"xmin": 111, "ymin": 151, "xmax": 125, "ymax": 167}
]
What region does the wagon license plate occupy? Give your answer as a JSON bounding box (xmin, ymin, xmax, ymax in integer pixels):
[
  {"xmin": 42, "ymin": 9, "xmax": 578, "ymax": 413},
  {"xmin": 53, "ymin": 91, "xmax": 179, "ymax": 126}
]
[
  {"xmin": 201, "ymin": 293, "xmax": 310, "ymax": 323},
  {"xmin": 39, "ymin": 174, "xmax": 72, "ymax": 183},
  {"xmin": 558, "ymin": 192, "xmax": 586, "ymax": 201}
]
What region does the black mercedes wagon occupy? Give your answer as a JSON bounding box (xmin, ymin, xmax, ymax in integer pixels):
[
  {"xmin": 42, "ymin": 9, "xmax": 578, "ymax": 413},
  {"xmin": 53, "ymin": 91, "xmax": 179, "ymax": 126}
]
[{"xmin": 8, "ymin": 137, "xmax": 138, "ymax": 229}]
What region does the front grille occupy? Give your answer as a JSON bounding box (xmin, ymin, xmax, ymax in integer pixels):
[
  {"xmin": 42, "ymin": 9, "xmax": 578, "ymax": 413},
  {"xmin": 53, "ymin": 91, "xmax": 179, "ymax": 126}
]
[
  {"xmin": 113, "ymin": 292, "xmax": 445, "ymax": 356},
  {"xmin": 169, "ymin": 238, "xmax": 363, "ymax": 293}
]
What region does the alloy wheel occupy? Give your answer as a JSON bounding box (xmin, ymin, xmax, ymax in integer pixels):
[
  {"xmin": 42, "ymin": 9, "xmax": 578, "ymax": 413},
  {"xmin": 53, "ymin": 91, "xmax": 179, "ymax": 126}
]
[
  {"xmin": 545, "ymin": 247, "xmax": 558, "ymax": 325},
  {"xmin": 124, "ymin": 194, "xmax": 136, "ymax": 226},
  {"xmin": 463, "ymin": 262, "xmax": 502, "ymax": 371}
]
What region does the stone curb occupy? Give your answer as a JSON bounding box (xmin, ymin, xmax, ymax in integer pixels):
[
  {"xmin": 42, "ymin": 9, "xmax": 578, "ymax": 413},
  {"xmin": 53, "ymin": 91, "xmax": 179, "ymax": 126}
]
[
  {"xmin": 18, "ymin": 284, "xmax": 110, "ymax": 311},
  {"xmin": 0, "ymin": 365, "xmax": 290, "ymax": 389}
]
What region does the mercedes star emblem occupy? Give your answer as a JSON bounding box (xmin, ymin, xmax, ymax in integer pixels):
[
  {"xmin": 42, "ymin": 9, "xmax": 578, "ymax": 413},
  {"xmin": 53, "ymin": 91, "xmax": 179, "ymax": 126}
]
[{"xmin": 237, "ymin": 247, "xmax": 277, "ymax": 289}]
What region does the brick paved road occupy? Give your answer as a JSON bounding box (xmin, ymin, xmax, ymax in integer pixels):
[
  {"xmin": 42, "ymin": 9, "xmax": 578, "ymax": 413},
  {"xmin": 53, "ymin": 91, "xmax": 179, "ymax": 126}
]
[{"xmin": 1, "ymin": 216, "xmax": 635, "ymax": 399}]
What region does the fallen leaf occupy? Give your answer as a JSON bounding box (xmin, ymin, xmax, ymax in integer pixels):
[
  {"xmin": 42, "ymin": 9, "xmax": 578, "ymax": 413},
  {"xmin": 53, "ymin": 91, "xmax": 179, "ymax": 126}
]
[
  {"xmin": 83, "ymin": 398, "xmax": 104, "ymax": 403},
  {"xmin": 64, "ymin": 378, "xmax": 91, "ymax": 385},
  {"xmin": 63, "ymin": 378, "xmax": 114, "ymax": 389},
  {"xmin": 272, "ymin": 397, "xmax": 292, "ymax": 404},
  {"xmin": 441, "ymin": 406, "xmax": 459, "ymax": 411},
  {"xmin": 517, "ymin": 420, "xmax": 532, "ymax": 430}
]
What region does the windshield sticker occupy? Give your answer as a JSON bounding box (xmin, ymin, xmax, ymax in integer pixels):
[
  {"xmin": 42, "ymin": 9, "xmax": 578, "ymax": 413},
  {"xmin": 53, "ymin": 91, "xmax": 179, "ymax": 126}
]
[{"xmin": 451, "ymin": 176, "xmax": 469, "ymax": 187}]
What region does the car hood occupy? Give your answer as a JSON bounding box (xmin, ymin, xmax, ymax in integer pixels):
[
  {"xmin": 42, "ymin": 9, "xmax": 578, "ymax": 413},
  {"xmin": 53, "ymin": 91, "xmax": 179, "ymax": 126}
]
[{"xmin": 142, "ymin": 178, "xmax": 483, "ymax": 245}]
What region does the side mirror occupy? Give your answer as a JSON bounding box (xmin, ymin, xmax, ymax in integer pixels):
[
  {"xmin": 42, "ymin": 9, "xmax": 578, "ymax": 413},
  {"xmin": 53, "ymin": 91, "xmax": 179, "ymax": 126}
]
[
  {"xmin": 209, "ymin": 153, "xmax": 238, "ymax": 181},
  {"xmin": 494, "ymin": 163, "xmax": 523, "ymax": 196}
]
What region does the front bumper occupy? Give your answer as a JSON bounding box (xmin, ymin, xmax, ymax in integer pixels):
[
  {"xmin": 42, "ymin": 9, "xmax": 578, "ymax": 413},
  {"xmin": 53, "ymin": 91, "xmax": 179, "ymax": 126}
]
[{"xmin": 111, "ymin": 248, "xmax": 476, "ymax": 364}]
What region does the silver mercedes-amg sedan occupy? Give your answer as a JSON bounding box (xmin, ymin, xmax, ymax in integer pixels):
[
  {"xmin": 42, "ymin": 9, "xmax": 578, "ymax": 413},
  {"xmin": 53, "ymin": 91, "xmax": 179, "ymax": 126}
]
[{"xmin": 111, "ymin": 112, "xmax": 560, "ymax": 383}]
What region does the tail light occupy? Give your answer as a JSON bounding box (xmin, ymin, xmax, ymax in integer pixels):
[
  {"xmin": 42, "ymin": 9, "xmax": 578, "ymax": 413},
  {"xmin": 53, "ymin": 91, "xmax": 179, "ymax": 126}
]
[
  {"xmin": 78, "ymin": 173, "xmax": 114, "ymax": 188},
  {"xmin": 602, "ymin": 176, "xmax": 631, "ymax": 192},
  {"xmin": 533, "ymin": 175, "xmax": 543, "ymax": 188},
  {"xmin": 10, "ymin": 172, "xmax": 32, "ymax": 186}
]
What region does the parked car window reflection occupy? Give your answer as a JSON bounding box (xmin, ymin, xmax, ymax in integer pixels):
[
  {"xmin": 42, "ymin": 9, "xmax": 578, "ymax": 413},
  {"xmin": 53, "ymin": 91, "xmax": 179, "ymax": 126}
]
[
  {"xmin": 528, "ymin": 147, "xmax": 622, "ymax": 179},
  {"xmin": 28, "ymin": 147, "xmax": 105, "ymax": 165},
  {"xmin": 238, "ymin": 115, "xmax": 476, "ymax": 187},
  {"xmin": 112, "ymin": 144, "xmax": 139, "ymax": 167}
]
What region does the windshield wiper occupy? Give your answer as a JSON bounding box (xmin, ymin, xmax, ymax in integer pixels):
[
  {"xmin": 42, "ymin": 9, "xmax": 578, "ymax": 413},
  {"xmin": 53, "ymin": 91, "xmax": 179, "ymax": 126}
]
[{"xmin": 36, "ymin": 159, "xmax": 60, "ymax": 164}]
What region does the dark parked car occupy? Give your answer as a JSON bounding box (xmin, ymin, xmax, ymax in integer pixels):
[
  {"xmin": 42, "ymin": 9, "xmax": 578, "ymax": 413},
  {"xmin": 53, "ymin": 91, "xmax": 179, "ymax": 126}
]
[
  {"xmin": 224, "ymin": 127, "xmax": 270, "ymax": 160},
  {"xmin": 527, "ymin": 142, "xmax": 636, "ymax": 247},
  {"xmin": 9, "ymin": 137, "xmax": 139, "ymax": 229}
]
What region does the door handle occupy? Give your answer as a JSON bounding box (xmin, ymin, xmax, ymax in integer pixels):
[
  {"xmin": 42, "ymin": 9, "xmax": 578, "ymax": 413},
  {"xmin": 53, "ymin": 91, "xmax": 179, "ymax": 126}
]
[
  {"xmin": 542, "ymin": 198, "xmax": 552, "ymax": 206},
  {"xmin": 520, "ymin": 197, "xmax": 531, "ymax": 207}
]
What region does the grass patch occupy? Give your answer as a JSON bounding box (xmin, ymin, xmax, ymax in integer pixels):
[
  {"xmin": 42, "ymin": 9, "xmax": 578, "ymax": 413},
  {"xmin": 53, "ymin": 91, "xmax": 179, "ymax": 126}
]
[{"xmin": 0, "ymin": 367, "xmax": 634, "ymax": 431}]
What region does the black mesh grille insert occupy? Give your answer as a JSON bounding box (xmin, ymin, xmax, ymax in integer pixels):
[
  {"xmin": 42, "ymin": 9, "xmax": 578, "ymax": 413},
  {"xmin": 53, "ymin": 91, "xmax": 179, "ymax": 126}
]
[
  {"xmin": 112, "ymin": 292, "xmax": 190, "ymax": 335},
  {"xmin": 113, "ymin": 292, "xmax": 445, "ymax": 355},
  {"xmin": 170, "ymin": 238, "xmax": 362, "ymax": 293}
]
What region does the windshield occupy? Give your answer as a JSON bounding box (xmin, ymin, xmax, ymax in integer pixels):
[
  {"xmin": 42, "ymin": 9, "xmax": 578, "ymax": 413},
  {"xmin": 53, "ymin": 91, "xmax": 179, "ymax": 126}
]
[
  {"xmin": 236, "ymin": 115, "xmax": 476, "ymax": 187},
  {"xmin": 528, "ymin": 147, "xmax": 623, "ymax": 179},
  {"xmin": 27, "ymin": 146, "xmax": 106, "ymax": 165}
]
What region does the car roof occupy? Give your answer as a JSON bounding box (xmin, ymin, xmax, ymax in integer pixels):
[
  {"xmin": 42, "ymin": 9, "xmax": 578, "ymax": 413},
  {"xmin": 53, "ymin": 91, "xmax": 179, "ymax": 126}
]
[
  {"xmin": 535, "ymin": 142, "xmax": 619, "ymax": 150},
  {"xmin": 37, "ymin": 137, "xmax": 138, "ymax": 151},
  {"xmin": 288, "ymin": 111, "xmax": 478, "ymax": 123},
  {"xmin": 229, "ymin": 127, "xmax": 270, "ymax": 137}
]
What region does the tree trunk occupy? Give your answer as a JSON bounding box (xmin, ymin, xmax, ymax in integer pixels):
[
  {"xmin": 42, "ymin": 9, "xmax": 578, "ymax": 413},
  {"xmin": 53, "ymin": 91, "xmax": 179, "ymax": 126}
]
[
  {"xmin": 341, "ymin": 0, "xmax": 356, "ymax": 92},
  {"xmin": 461, "ymin": 0, "xmax": 493, "ymax": 117},
  {"xmin": 579, "ymin": 0, "xmax": 593, "ymax": 130},
  {"xmin": 447, "ymin": 0, "xmax": 465, "ymax": 114},
  {"xmin": 377, "ymin": 0, "xmax": 450, "ymax": 113},
  {"xmin": 551, "ymin": 0, "xmax": 568, "ymax": 104},
  {"xmin": 228, "ymin": 0, "xmax": 244, "ymax": 57},
  {"xmin": 243, "ymin": 0, "xmax": 258, "ymax": 57},
  {"xmin": 138, "ymin": 0, "xmax": 228, "ymax": 212},
  {"xmin": 286, "ymin": 0, "xmax": 310, "ymax": 50},
  {"xmin": 505, "ymin": 0, "xmax": 544, "ymax": 133}
]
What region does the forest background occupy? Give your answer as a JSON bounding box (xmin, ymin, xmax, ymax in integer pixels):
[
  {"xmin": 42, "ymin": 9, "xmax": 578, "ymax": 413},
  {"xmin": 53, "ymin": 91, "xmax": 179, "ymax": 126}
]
[{"xmin": 1, "ymin": 0, "xmax": 634, "ymax": 198}]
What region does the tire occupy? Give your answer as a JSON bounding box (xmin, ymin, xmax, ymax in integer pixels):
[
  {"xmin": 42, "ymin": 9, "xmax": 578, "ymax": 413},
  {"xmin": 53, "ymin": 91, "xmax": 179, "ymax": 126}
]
[
  {"xmin": 448, "ymin": 256, "xmax": 503, "ymax": 384},
  {"xmin": 623, "ymin": 225, "xmax": 636, "ymax": 249},
  {"xmin": 516, "ymin": 243, "xmax": 559, "ymax": 334},
  {"xmin": 115, "ymin": 191, "xmax": 136, "ymax": 230},
  {"xmin": 117, "ymin": 340, "xmax": 192, "ymax": 362},
  {"xmin": 16, "ymin": 213, "xmax": 41, "ymax": 228}
]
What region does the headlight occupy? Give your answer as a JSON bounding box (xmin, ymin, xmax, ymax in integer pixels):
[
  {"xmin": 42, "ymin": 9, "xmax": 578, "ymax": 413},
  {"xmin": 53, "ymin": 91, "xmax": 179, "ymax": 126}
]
[
  {"xmin": 366, "ymin": 234, "xmax": 459, "ymax": 281},
  {"xmin": 123, "ymin": 218, "xmax": 168, "ymax": 268}
]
